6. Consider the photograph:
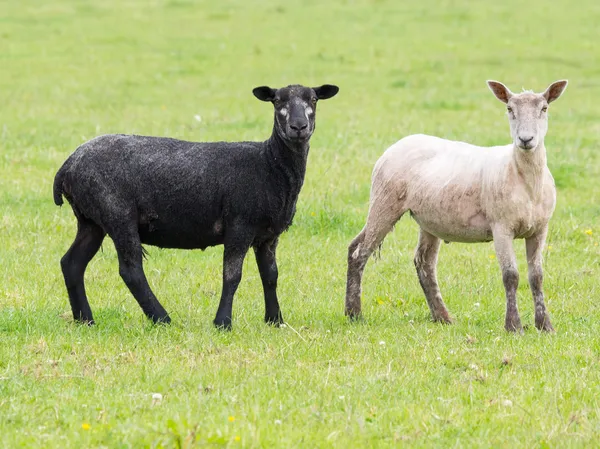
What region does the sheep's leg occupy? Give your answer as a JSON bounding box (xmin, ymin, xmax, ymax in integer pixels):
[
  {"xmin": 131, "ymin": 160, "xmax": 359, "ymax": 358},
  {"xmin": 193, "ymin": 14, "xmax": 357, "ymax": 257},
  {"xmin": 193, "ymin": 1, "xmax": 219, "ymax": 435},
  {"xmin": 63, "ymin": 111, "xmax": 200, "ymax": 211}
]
[
  {"xmin": 414, "ymin": 229, "xmax": 452, "ymax": 324},
  {"xmin": 526, "ymin": 229, "xmax": 554, "ymax": 332},
  {"xmin": 492, "ymin": 230, "xmax": 522, "ymax": 333},
  {"xmin": 254, "ymin": 238, "xmax": 283, "ymax": 326},
  {"xmin": 112, "ymin": 230, "xmax": 171, "ymax": 324},
  {"xmin": 345, "ymin": 201, "xmax": 403, "ymax": 318},
  {"xmin": 213, "ymin": 232, "xmax": 253, "ymax": 330},
  {"xmin": 60, "ymin": 218, "xmax": 105, "ymax": 324}
]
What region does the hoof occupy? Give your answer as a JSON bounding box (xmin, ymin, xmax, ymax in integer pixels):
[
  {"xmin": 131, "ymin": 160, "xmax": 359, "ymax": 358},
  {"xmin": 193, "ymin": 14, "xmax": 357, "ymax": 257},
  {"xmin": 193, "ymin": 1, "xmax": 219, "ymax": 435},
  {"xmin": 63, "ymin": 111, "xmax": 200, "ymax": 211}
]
[
  {"xmin": 213, "ymin": 318, "xmax": 232, "ymax": 331},
  {"xmin": 433, "ymin": 317, "xmax": 453, "ymax": 325},
  {"xmin": 535, "ymin": 315, "xmax": 555, "ymax": 333},
  {"xmin": 505, "ymin": 320, "xmax": 524, "ymax": 334},
  {"xmin": 345, "ymin": 298, "xmax": 362, "ymax": 320},
  {"xmin": 265, "ymin": 313, "xmax": 284, "ymax": 326},
  {"xmin": 74, "ymin": 318, "xmax": 95, "ymax": 326},
  {"xmin": 152, "ymin": 315, "xmax": 172, "ymax": 325},
  {"xmin": 505, "ymin": 310, "xmax": 523, "ymax": 333},
  {"xmin": 345, "ymin": 304, "xmax": 362, "ymax": 320},
  {"xmin": 347, "ymin": 312, "xmax": 363, "ymax": 322},
  {"xmin": 432, "ymin": 310, "xmax": 453, "ymax": 324}
]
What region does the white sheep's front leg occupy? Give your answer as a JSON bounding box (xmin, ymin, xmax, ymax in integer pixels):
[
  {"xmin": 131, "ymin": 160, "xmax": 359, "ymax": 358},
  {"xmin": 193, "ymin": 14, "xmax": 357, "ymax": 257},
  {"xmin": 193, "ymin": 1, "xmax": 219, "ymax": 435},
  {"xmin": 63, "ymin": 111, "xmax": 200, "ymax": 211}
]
[
  {"xmin": 492, "ymin": 228, "xmax": 523, "ymax": 333},
  {"xmin": 526, "ymin": 228, "xmax": 554, "ymax": 332}
]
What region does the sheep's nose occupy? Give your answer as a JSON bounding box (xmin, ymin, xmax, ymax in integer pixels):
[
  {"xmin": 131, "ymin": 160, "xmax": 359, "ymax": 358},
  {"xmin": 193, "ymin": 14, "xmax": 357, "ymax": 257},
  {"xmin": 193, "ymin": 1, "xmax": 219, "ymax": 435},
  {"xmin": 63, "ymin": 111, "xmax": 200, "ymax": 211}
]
[
  {"xmin": 290, "ymin": 122, "xmax": 308, "ymax": 132},
  {"xmin": 519, "ymin": 136, "xmax": 534, "ymax": 146}
]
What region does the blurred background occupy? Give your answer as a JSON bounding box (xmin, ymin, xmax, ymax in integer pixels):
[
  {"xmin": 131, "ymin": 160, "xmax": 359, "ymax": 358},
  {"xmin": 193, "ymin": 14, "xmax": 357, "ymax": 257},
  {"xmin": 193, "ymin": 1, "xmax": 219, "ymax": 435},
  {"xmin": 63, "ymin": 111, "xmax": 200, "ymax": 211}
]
[{"xmin": 1, "ymin": 1, "xmax": 599, "ymax": 447}]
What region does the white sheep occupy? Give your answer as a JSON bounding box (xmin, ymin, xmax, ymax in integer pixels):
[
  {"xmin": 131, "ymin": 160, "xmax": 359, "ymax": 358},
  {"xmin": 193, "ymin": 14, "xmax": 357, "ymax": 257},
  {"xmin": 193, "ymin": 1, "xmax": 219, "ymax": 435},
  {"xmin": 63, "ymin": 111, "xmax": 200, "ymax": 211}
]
[{"xmin": 345, "ymin": 80, "xmax": 568, "ymax": 332}]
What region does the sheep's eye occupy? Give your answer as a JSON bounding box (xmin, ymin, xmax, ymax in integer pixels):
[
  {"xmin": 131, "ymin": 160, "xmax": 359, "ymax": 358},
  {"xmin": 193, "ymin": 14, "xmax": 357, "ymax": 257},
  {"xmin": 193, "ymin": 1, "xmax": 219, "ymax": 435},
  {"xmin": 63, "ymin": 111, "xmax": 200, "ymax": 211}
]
[
  {"xmin": 507, "ymin": 107, "xmax": 513, "ymax": 113},
  {"xmin": 311, "ymin": 98, "xmax": 317, "ymax": 105},
  {"xmin": 541, "ymin": 106, "xmax": 548, "ymax": 113}
]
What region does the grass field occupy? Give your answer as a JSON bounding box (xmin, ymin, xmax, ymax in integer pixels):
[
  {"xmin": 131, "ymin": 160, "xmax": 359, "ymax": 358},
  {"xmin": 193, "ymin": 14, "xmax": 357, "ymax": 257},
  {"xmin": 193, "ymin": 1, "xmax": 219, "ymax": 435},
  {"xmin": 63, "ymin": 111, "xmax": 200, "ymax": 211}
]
[{"xmin": 1, "ymin": 0, "xmax": 600, "ymax": 447}]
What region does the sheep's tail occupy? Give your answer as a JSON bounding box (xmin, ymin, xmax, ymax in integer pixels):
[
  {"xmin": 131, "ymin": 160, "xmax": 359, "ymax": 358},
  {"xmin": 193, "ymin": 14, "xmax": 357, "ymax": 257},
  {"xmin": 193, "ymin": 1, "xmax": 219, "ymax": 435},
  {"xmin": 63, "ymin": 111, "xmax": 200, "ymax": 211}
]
[{"xmin": 53, "ymin": 162, "xmax": 68, "ymax": 206}]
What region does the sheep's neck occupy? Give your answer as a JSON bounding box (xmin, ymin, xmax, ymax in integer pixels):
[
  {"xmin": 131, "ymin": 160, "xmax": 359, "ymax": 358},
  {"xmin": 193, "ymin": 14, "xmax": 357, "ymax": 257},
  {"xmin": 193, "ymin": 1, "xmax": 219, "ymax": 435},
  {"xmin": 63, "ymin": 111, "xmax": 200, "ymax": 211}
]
[
  {"xmin": 512, "ymin": 142, "xmax": 547, "ymax": 200},
  {"xmin": 266, "ymin": 127, "xmax": 309, "ymax": 184}
]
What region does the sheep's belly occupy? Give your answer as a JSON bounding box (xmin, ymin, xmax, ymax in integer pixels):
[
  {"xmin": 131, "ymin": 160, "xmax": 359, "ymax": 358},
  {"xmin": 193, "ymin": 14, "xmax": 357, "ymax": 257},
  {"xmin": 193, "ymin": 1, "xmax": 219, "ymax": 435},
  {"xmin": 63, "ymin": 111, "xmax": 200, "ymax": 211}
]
[
  {"xmin": 411, "ymin": 211, "xmax": 493, "ymax": 243},
  {"xmin": 139, "ymin": 232, "xmax": 224, "ymax": 249},
  {"xmin": 139, "ymin": 225, "xmax": 224, "ymax": 250}
]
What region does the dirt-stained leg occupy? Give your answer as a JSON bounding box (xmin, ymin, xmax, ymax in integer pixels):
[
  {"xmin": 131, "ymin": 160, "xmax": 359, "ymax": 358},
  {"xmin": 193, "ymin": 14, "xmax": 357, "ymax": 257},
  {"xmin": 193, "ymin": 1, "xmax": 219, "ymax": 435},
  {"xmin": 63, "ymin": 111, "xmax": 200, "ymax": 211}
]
[
  {"xmin": 526, "ymin": 227, "xmax": 554, "ymax": 332},
  {"xmin": 414, "ymin": 228, "xmax": 452, "ymax": 324},
  {"xmin": 492, "ymin": 228, "xmax": 522, "ymax": 333},
  {"xmin": 345, "ymin": 195, "xmax": 405, "ymax": 318}
]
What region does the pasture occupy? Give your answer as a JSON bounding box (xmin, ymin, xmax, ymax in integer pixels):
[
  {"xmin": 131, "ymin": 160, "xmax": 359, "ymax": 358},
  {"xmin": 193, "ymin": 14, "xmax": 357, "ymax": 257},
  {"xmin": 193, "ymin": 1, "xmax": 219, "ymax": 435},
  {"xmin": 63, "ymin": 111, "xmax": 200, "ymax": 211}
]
[{"xmin": 1, "ymin": 0, "xmax": 599, "ymax": 447}]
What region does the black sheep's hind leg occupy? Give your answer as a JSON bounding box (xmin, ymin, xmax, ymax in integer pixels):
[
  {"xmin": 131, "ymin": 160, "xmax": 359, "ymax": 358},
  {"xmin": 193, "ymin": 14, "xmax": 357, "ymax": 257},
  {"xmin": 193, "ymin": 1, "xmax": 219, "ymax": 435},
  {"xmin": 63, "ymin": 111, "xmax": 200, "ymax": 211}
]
[
  {"xmin": 112, "ymin": 228, "xmax": 171, "ymax": 324},
  {"xmin": 60, "ymin": 218, "xmax": 106, "ymax": 324},
  {"xmin": 254, "ymin": 238, "xmax": 283, "ymax": 326}
]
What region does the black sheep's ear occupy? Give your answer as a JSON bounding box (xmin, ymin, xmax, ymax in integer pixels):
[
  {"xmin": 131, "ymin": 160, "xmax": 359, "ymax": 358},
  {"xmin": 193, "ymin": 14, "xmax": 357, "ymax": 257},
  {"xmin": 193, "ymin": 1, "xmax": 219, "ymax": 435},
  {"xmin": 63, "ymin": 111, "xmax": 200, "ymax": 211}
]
[
  {"xmin": 313, "ymin": 84, "xmax": 339, "ymax": 100},
  {"xmin": 253, "ymin": 86, "xmax": 277, "ymax": 102}
]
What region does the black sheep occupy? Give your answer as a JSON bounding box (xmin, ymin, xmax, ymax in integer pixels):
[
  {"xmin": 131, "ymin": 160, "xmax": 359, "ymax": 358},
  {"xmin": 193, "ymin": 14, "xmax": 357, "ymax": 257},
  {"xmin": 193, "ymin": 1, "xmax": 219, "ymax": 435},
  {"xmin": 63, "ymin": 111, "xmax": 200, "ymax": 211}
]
[{"xmin": 53, "ymin": 84, "xmax": 339, "ymax": 329}]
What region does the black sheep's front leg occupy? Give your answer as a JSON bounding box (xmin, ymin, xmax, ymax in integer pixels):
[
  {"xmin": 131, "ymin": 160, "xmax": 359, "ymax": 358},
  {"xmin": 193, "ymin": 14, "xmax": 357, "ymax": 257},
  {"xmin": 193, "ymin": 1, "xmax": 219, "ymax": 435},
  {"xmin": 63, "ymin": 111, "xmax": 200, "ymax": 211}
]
[
  {"xmin": 254, "ymin": 238, "xmax": 283, "ymax": 326},
  {"xmin": 213, "ymin": 230, "xmax": 253, "ymax": 330}
]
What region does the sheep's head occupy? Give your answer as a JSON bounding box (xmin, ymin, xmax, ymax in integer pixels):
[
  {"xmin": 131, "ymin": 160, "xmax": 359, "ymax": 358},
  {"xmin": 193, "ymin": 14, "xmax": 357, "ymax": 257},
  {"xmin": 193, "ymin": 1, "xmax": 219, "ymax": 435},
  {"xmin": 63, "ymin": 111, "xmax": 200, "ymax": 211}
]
[
  {"xmin": 487, "ymin": 80, "xmax": 568, "ymax": 151},
  {"xmin": 253, "ymin": 84, "xmax": 339, "ymax": 143}
]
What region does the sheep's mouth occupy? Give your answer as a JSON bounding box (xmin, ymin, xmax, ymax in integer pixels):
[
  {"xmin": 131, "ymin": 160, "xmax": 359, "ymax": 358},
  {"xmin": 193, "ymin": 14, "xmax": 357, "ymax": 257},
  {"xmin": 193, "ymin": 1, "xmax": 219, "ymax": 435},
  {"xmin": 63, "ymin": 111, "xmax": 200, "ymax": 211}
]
[{"xmin": 286, "ymin": 131, "xmax": 311, "ymax": 142}]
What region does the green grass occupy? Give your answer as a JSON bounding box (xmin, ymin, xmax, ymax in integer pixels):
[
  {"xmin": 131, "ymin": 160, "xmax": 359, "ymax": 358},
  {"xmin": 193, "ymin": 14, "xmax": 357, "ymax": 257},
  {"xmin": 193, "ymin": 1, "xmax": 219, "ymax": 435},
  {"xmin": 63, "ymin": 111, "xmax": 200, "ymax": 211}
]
[{"xmin": 1, "ymin": 0, "xmax": 600, "ymax": 447}]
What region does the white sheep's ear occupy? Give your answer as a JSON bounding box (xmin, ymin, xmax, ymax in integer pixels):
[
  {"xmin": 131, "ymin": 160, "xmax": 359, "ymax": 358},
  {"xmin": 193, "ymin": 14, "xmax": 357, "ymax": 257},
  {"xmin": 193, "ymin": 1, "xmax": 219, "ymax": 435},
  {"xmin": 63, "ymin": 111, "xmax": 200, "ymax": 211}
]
[
  {"xmin": 252, "ymin": 86, "xmax": 277, "ymax": 102},
  {"xmin": 487, "ymin": 80, "xmax": 513, "ymax": 104},
  {"xmin": 542, "ymin": 80, "xmax": 568, "ymax": 103}
]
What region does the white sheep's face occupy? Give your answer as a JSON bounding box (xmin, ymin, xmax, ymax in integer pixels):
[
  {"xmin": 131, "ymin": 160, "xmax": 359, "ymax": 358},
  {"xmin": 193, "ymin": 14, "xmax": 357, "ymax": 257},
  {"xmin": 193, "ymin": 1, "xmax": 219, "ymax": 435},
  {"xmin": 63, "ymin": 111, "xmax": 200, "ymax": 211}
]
[
  {"xmin": 253, "ymin": 84, "xmax": 339, "ymax": 143},
  {"xmin": 487, "ymin": 80, "xmax": 568, "ymax": 151}
]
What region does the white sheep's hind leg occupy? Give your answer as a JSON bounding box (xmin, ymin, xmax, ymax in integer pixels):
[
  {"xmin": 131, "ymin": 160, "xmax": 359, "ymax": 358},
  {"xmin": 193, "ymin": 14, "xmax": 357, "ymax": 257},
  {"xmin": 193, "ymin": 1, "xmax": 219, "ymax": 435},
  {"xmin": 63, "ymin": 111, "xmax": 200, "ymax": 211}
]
[
  {"xmin": 526, "ymin": 227, "xmax": 554, "ymax": 332},
  {"xmin": 414, "ymin": 229, "xmax": 452, "ymax": 324},
  {"xmin": 345, "ymin": 196, "xmax": 405, "ymax": 318},
  {"xmin": 492, "ymin": 228, "xmax": 523, "ymax": 333}
]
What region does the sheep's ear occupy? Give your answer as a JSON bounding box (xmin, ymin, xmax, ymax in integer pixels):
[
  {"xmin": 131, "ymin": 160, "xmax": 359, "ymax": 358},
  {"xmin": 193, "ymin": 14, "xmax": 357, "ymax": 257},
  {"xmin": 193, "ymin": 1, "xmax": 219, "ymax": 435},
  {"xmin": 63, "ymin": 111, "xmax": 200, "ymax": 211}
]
[
  {"xmin": 487, "ymin": 80, "xmax": 513, "ymax": 104},
  {"xmin": 253, "ymin": 86, "xmax": 277, "ymax": 102},
  {"xmin": 542, "ymin": 80, "xmax": 568, "ymax": 104},
  {"xmin": 313, "ymin": 84, "xmax": 339, "ymax": 100}
]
